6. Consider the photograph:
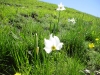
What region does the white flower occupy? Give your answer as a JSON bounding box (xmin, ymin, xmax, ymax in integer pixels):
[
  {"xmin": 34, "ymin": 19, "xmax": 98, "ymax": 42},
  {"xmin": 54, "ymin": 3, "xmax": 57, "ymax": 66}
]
[
  {"xmin": 68, "ymin": 18, "xmax": 76, "ymax": 24},
  {"xmin": 84, "ymin": 69, "xmax": 90, "ymax": 74},
  {"xmin": 56, "ymin": 2, "xmax": 66, "ymax": 11},
  {"xmin": 44, "ymin": 34, "xmax": 63, "ymax": 53}
]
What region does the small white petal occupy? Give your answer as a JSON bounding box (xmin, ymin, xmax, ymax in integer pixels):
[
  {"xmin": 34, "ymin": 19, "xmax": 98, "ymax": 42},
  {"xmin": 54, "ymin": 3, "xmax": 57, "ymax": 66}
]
[
  {"xmin": 62, "ymin": 8, "xmax": 65, "ymax": 10},
  {"xmin": 44, "ymin": 38, "xmax": 53, "ymax": 53},
  {"xmin": 44, "ymin": 47, "xmax": 52, "ymax": 53},
  {"xmin": 54, "ymin": 36, "xmax": 60, "ymax": 46},
  {"xmin": 68, "ymin": 18, "xmax": 76, "ymax": 24},
  {"xmin": 56, "ymin": 8, "xmax": 60, "ymax": 11},
  {"xmin": 49, "ymin": 34, "xmax": 54, "ymax": 41},
  {"xmin": 59, "ymin": 2, "xmax": 63, "ymax": 7},
  {"xmin": 59, "ymin": 2, "xmax": 62, "ymax": 5},
  {"xmin": 49, "ymin": 35, "xmax": 56, "ymax": 46},
  {"xmin": 56, "ymin": 43, "xmax": 63, "ymax": 50},
  {"xmin": 44, "ymin": 39, "xmax": 52, "ymax": 48},
  {"xmin": 84, "ymin": 69, "xmax": 90, "ymax": 74}
]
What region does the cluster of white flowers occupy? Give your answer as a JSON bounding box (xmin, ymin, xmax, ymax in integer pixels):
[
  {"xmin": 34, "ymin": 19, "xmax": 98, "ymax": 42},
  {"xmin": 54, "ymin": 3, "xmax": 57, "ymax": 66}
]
[
  {"xmin": 43, "ymin": 3, "xmax": 77, "ymax": 53},
  {"xmin": 68, "ymin": 18, "xmax": 76, "ymax": 24},
  {"xmin": 56, "ymin": 2, "xmax": 76, "ymax": 24},
  {"xmin": 43, "ymin": 3, "xmax": 65, "ymax": 53},
  {"xmin": 44, "ymin": 34, "xmax": 63, "ymax": 53}
]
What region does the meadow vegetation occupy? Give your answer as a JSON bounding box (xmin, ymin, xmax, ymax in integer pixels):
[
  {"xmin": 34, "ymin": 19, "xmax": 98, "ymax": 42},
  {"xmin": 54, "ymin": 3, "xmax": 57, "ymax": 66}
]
[{"xmin": 0, "ymin": 0, "xmax": 100, "ymax": 75}]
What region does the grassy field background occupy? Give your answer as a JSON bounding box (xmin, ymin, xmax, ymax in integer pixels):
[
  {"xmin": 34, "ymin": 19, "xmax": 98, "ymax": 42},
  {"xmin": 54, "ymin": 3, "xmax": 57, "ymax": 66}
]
[{"xmin": 0, "ymin": 0, "xmax": 100, "ymax": 75}]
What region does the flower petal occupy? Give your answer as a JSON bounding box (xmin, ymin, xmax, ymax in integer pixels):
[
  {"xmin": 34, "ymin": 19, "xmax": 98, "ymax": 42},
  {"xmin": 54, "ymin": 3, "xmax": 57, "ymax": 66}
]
[
  {"xmin": 59, "ymin": 2, "xmax": 63, "ymax": 7},
  {"xmin": 56, "ymin": 43, "xmax": 63, "ymax": 50},
  {"xmin": 44, "ymin": 39, "xmax": 52, "ymax": 48},
  {"xmin": 49, "ymin": 34, "xmax": 53, "ymax": 40},
  {"xmin": 49, "ymin": 35, "xmax": 57, "ymax": 46},
  {"xmin": 61, "ymin": 8, "xmax": 65, "ymax": 10},
  {"xmin": 44, "ymin": 47, "xmax": 52, "ymax": 53},
  {"xmin": 44, "ymin": 38, "xmax": 53, "ymax": 53},
  {"xmin": 54, "ymin": 36, "xmax": 60, "ymax": 46},
  {"xmin": 56, "ymin": 8, "xmax": 60, "ymax": 11}
]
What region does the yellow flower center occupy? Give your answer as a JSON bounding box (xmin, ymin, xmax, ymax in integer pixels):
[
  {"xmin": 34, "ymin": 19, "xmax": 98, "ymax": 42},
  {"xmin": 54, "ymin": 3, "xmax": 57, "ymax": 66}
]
[
  {"xmin": 60, "ymin": 6, "xmax": 62, "ymax": 9},
  {"xmin": 89, "ymin": 43, "xmax": 94, "ymax": 49},
  {"xmin": 51, "ymin": 46, "xmax": 56, "ymax": 50}
]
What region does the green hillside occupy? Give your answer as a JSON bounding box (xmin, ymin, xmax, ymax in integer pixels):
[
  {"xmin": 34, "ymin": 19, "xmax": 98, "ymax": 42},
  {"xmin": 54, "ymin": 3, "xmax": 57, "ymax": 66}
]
[{"xmin": 0, "ymin": 0, "xmax": 100, "ymax": 75}]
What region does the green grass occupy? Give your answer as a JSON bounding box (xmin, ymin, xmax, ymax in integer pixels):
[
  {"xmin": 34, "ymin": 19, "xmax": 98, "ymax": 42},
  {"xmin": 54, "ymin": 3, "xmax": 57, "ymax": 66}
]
[{"xmin": 0, "ymin": 0, "xmax": 100, "ymax": 75}]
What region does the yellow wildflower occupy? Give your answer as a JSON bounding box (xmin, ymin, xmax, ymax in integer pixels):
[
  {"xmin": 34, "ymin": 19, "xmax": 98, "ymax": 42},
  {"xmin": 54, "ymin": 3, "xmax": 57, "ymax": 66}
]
[
  {"xmin": 14, "ymin": 72, "xmax": 21, "ymax": 75},
  {"xmin": 95, "ymin": 38, "xmax": 99, "ymax": 41},
  {"xmin": 89, "ymin": 43, "xmax": 94, "ymax": 49}
]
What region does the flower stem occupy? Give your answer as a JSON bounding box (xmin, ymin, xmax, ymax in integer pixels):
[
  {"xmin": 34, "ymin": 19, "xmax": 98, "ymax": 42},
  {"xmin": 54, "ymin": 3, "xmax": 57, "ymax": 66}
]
[
  {"xmin": 36, "ymin": 33, "xmax": 39, "ymax": 55},
  {"xmin": 57, "ymin": 11, "xmax": 61, "ymax": 31}
]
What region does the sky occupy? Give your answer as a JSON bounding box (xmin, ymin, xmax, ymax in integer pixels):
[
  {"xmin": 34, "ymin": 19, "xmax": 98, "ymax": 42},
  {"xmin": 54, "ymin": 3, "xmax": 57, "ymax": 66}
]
[{"xmin": 41, "ymin": 0, "xmax": 100, "ymax": 17}]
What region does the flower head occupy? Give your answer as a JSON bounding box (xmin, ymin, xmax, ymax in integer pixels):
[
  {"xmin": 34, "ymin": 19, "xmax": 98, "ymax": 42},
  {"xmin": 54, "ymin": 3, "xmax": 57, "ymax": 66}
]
[
  {"xmin": 56, "ymin": 2, "xmax": 66, "ymax": 11},
  {"xmin": 44, "ymin": 34, "xmax": 63, "ymax": 53},
  {"xmin": 35, "ymin": 33, "xmax": 39, "ymax": 55},
  {"xmin": 95, "ymin": 38, "xmax": 99, "ymax": 41},
  {"xmin": 14, "ymin": 72, "xmax": 21, "ymax": 75},
  {"xmin": 68, "ymin": 18, "xmax": 76, "ymax": 24},
  {"xmin": 36, "ymin": 47, "xmax": 39, "ymax": 55},
  {"xmin": 84, "ymin": 69, "xmax": 90, "ymax": 74},
  {"xmin": 89, "ymin": 43, "xmax": 94, "ymax": 49}
]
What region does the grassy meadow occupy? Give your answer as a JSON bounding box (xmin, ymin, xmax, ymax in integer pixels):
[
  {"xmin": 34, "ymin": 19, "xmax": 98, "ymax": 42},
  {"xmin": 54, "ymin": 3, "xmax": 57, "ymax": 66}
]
[{"xmin": 0, "ymin": 0, "xmax": 100, "ymax": 75}]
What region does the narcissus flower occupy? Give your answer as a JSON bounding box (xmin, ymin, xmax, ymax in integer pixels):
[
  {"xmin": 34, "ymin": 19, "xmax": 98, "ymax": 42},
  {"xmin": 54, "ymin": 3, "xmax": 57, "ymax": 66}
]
[
  {"xmin": 14, "ymin": 72, "xmax": 21, "ymax": 75},
  {"xmin": 44, "ymin": 34, "xmax": 63, "ymax": 53},
  {"xmin": 56, "ymin": 2, "xmax": 66, "ymax": 11},
  {"xmin": 68, "ymin": 18, "xmax": 76, "ymax": 24},
  {"xmin": 89, "ymin": 43, "xmax": 94, "ymax": 49}
]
